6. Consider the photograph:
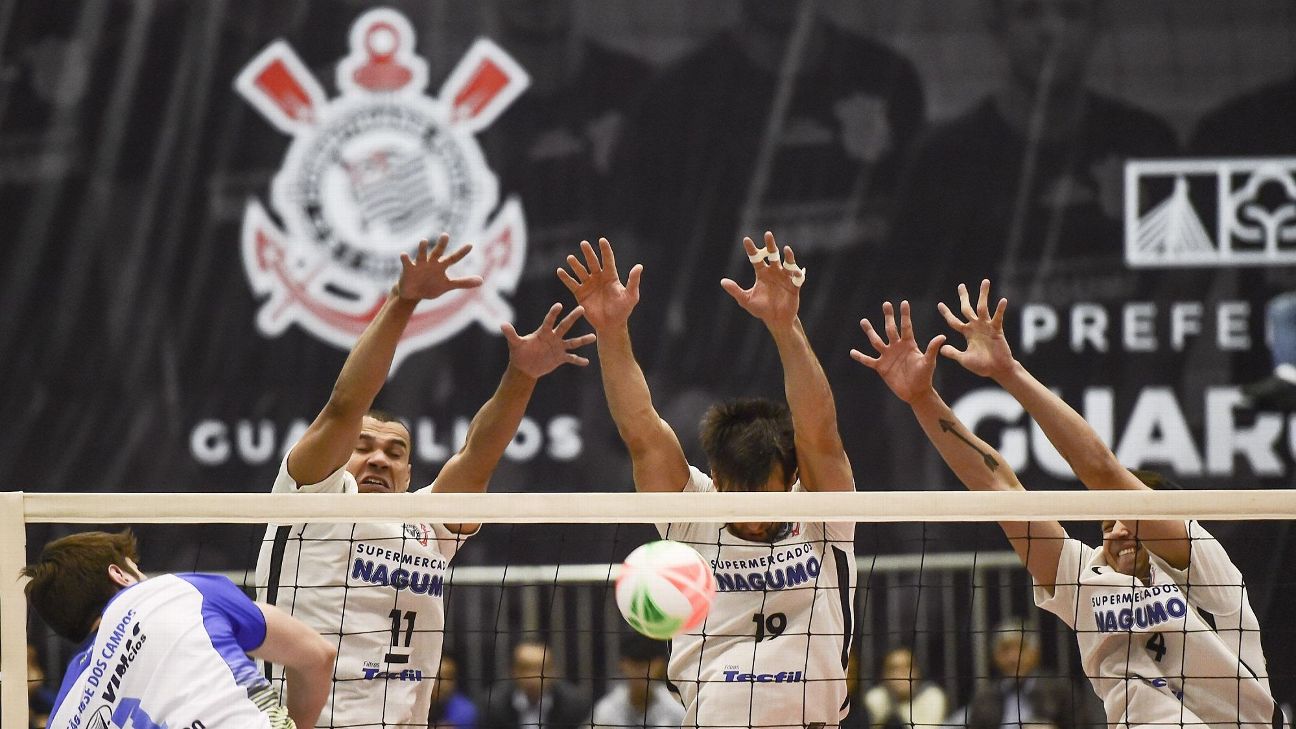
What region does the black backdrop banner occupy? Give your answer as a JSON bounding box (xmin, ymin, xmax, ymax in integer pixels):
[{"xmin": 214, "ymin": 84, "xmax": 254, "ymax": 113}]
[{"xmin": 4, "ymin": 0, "xmax": 1296, "ymax": 701}]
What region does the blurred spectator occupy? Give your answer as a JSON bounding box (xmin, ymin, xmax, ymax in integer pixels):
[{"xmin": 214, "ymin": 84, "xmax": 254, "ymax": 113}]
[
  {"xmin": 965, "ymin": 621, "xmax": 1097, "ymax": 729},
  {"xmin": 484, "ymin": 640, "xmax": 591, "ymax": 729},
  {"xmin": 861, "ymin": 646, "xmax": 948, "ymax": 729},
  {"xmin": 1190, "ymin": 68, "xmax": 1296, "ymax": 413},
  {"xmin": 28, "ymin": 643, "xmax": 54, "ymax": 729},
  {"xmin": 1239, "ymin": 293, "xmax": 1296, "ymax": 412},
  {"xmin": 843, "ymin": 648, "xmax": 867, "ymax": 729},
  {"xmin": 431, "ymin": 651, "xmax": 481, "ymax": 729},
  {"xmin": 589, "ymin": 633, "xmax": 683, "ymax": 729}
]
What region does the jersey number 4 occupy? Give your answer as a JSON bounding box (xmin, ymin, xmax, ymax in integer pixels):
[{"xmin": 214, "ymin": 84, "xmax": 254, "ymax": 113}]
[{"xmin": 1146, "ymin": 633, "xmax": 1167, "ymax": 662}]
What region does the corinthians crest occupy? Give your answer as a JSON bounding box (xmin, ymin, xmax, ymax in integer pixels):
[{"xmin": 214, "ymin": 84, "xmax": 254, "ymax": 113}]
[{"xmin": 235, "ymin": 8, "xmax": 529, "ymax": 367}]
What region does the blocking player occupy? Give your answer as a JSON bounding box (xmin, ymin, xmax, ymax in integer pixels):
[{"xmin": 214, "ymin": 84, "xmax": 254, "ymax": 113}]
[
  {"xmin": 256, "ymin": 234, "xmax": 595, "ymax": 728},
  {"xmin": 26, "ymin": 529, "xmax": 336, "ymax": 729},
  {"xmin": 852, "ymin": 280, "xmax": 1275, "ymax": 729},
  {"xmin": 557, "ymin": 234, "xmax": 856, "ymax": 729}
]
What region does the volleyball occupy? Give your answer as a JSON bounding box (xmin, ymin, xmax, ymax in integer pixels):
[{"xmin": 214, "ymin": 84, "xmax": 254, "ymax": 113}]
[{"xmin": 615, "ymin": 540, "xmax": 716, "ymax": 640}]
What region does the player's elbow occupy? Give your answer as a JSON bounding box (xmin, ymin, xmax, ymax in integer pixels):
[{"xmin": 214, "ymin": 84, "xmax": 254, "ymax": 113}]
[
  {"xmin": 1061, "ymin": 435, "xmax": 1122, "ymax": 483},
  {"xmin": 616, "ymin": 416, "xmax": 667, "ymax": 454},
  {"xmin": 304, "ymin": 636, "xmax": 337, "ymax": 674},
  {"xmin": 1072, "ymin": 454, "xmax": 1128, "ymax": 490}
]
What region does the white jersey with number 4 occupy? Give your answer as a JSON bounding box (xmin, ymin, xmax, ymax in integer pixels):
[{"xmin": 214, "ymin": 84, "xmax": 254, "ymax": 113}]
[
  {"xmin": 1035, "ymin": 520, "xmax": 1273, "ymax": 729},
  {"xmin": 255, "ymin": 452, "xmax": 472, "ymax": 729},
  {"xmin": 658, "ymin": 466, "xmax": 856, "ymax": 729}
]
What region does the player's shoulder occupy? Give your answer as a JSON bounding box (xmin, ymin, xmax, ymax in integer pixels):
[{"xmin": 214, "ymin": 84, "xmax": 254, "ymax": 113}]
[
  {"xmin": 684, "ymin": 464, "xmax": 714, "ymax": 493},
  {"xmin": 272, "ymin": 447, "xmax": 358, "ymax": 494}
]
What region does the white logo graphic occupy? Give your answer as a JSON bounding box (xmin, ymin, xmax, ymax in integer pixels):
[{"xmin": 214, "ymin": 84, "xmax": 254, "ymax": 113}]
[
  {"xmin": 1125, "ymin": 157, "xmax": 1296, "ymax": 267},
  {"xmin": 235, "ymin": 8, "xmax": 530, "ymax": 368}
]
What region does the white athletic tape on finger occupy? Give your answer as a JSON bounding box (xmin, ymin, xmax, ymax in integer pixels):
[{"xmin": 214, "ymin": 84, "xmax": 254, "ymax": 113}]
[
  {"xmin": 747, "ymin": 247, "xmax": 782, "ymax": 265},
  {"xmin": 783, "ymin": 261, "xmax": 806, "ymax": 287}
]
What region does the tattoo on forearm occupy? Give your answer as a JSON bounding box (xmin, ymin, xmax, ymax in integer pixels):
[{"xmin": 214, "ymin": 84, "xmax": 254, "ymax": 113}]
[{"xmin": 938, "ymin": 418, "xmax": 999, "ymax": 471}]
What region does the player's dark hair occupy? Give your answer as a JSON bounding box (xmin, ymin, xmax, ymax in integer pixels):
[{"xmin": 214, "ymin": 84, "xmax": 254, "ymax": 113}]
[
  {"xmin": 700, "ymin": 398, "xmax": 797, "ymax": 492},
  {"xmin": 619, "ymin": 631, "xmax": 669, "ymax": 663},
  {"xmin": 366, "ymin": 407, "xmax": 402, "ymax": 425},
  {"xmin": 1129, "ymin": 469, "xmax": 1184, "ymax": 491},
  {"xmin": 22, "ymin": 529, "xmax": 140, "ymax": 642}
]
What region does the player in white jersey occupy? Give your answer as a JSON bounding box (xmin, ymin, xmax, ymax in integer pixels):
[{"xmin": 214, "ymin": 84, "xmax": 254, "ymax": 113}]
[
  {"xmin": 854, "ymin": 280, "xmax": 1276, "ymax": 729},
  {"xmin": 558, "ymin": 234, "xmax": 857, "ymax": 729},
  {"xmin": 26, "ymin": 529, "xmax": 336, "ymax": 729},
  {"xmin": 256, "ymin": 235, "xmax": 595, "ymax": 728}
]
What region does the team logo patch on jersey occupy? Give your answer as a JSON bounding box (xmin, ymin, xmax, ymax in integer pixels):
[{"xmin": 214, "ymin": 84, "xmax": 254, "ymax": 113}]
[
  {"xmin": 403, "ymin": 522, "xmax": 433, "ymax": 546},
  {"xmin": 235, "ymin": 8, "xmax": 530, "ymax": 369}
]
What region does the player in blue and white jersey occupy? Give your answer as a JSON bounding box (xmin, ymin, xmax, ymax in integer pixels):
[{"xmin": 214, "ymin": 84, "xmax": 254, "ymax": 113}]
[
  {"xmin": 255, "ymin": 235, "xmax": 595, "ymax": 728},
  {"xmin": 559, "ymin": 234, "xmax": 856, "ymax": 729},
  {"xmin": 25, "ymin": 529, "xmax": 335, "ymax": 729},
  {"xmin": 856, "ymin": 280, "xmax": 1275, "ymax": 729}
]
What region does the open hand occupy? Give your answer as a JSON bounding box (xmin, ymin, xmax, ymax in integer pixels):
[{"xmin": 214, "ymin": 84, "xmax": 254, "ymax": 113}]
[
  {"xmin": 721, "ymin": 231, "xmax": 803, "ymax": 330},
  {"xmin": 502, "ymin": 303, "xmax": 597, "ymax": 379},
  {"xmin": 937, "ymin": 279, "xmax": 1014, "ymax": 379},
  {"xmin": 394, "ymin": 234, "xmax": 484, "ymax": 301},
  {"xmin": 556, "ymin": 238, "xmax": 642, "ymax": 332},
  {"xmin": 850, "ymin": 300, "xmax": 945, "ymax": 404}
]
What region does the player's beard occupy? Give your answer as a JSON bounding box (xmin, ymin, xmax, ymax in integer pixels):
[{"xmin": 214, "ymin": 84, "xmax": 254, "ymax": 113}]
[{"xmin": 727, "ymin": 521, "xmax": 792, "ymax": 543}]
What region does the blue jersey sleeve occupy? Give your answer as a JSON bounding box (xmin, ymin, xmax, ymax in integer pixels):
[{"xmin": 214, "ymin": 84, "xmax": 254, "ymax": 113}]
[{"xmin": 178, "ymin": 573, "xmax": 268, "ymax": 651}]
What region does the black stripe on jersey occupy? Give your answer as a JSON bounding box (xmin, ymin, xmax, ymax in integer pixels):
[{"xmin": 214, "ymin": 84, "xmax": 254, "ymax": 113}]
[
  {"xmin": 261, "ymin": 524, "xmax": 293, "ymax": 683},
  {"xmin": 1239, "ymin": 658, "xmax": 1259, "ymax": 681},
  {"xmin": 1273, "ymin": 702, "xmax": 1284, "ymax": 729},
  {"xmin": 1198, "ymin": 608, "xmax": 1217, "ymax": 631},
  {"xmin": 832, "ymin": 545, "xmax": 853, "ymax": 672},
  {"xmin": 264, "ymin": 525, "xmax": 292, "ymax": 606}
]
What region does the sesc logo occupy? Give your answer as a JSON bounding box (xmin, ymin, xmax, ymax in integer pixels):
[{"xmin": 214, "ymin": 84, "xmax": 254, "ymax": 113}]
[{"xmin": 235, "ymin": 7, "xmax": 530, "ymax": 369}]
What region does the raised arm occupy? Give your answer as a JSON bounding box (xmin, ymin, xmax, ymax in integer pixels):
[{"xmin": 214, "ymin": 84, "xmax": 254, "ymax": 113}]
[
  {"xmin": 287, "ymin": 235, "xmax": 482, "ymax": 485},
  {"xmin": 939, "ymin": 280, "xmax": 1189, "ymax": 569},
  {"xmin": 430, "ymin": 303, "xmax": 595, "ymax": 532},
  {"xmin": 852, "ymin": 300, "xmax": 1066, "ymax": 588},
  {"xmin": 557, "ymin": 238, "xmax": 688, "ymax": 492},
  {"xmin": 721, "ymin": 232, "xmax": 853, "ymax": 491}
]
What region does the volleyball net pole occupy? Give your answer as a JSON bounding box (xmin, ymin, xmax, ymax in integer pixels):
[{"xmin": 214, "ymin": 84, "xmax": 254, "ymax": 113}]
[{"xmin": 2, "ymin": 491, "xmax": 29, "ymax": 729}]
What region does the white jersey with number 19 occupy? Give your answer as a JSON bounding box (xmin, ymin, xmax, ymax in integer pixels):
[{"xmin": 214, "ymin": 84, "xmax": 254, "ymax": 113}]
[
  {"xmin": 658, "ymin": 466, "xmax": 856, "ymax": 729},
  {"xmin": 255, "ymin": 451, "xmax": 472, "ymax": 729},
  {"xmin": 1035, "ymin": 520, "xmax": 1274, "ymax": 729}
]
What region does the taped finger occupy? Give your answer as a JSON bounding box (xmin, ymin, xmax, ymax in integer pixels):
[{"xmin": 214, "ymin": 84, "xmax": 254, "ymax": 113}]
[{"xmin": 782, "ymin": 261, "xmax": 806, "ymax": 287}]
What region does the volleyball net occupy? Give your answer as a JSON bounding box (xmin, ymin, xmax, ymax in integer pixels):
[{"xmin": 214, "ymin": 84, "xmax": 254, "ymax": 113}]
[{"xmin": 5, "ymin": 489, "xmax": 1295, "ymax": 729}]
